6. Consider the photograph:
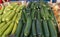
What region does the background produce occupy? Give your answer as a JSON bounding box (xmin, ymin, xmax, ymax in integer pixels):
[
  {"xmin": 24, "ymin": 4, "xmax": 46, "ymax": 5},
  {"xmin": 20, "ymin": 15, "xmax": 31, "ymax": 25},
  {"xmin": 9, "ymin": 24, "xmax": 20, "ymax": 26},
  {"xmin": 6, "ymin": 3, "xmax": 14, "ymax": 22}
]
[
  {"xmin": 0, "ymin": 1, "xmax": 58, "ymax": 37},
  {"xmin": 15, "ymin": 1, "xmax": 58, "ymax": 37}
]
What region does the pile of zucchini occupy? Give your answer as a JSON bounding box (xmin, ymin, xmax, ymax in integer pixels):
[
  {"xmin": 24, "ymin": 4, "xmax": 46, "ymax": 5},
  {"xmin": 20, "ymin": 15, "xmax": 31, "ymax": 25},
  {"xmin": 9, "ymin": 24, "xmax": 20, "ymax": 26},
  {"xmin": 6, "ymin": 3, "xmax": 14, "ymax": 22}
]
[
  {"xmin": 0, "ymin": 3, "xmax": 25, "ymax": 37},
  {"xmin": 15, "ymin": 1, "xmax": 58, "ymax": 37},
  {"xmin": 0, "ymin": 1, "xmax": 58, "ymax": 37}
]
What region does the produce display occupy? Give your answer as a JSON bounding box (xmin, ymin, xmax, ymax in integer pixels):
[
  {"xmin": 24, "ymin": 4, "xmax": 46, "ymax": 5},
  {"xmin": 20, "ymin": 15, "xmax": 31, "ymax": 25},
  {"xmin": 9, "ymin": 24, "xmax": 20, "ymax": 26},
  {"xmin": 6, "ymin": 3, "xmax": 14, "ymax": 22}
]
[
  {"xmin": 0, "ymin": 1, "xmax": 58, "ymax": 37},
  {"xmin": 0, "ymin": 3, "xmax": 25, "ymax": 37}
]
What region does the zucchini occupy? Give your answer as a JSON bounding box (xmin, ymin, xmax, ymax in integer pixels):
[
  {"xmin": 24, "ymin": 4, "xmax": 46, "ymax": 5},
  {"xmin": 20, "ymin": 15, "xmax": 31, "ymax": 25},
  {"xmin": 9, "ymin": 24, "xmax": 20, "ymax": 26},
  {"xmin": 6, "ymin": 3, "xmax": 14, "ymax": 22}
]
[
  {"xmin": 0, "ymin": 22, "xmax": 5, "ymax": 28},
  {"xmin": 0, "ymin": 21, "xmax": 11, "ymax": 36},
  {"xmin": 42, "ymin": 20, "xmax": 49, "ymax": 37},
  {"xmin": 12, "ymin": 13, "xmax": 18, "ymax": 21},
  {"xmin": 16, "ymin": 10, "xmax": 22, "ymax": 23},
  {"xmin": 29, "ymin": 28, "xmax": 32, "ymax": 37},
  {"xmin": 16, "ymin": 5, "xmax": 25, "ymax": 13},
  {"xmin": 2, "ymin": 10, "xmax": 13, "ymax": 21},
  {"xmin": 29, "ymin": 32, "xmax": 32, "ymax": 37},
  {"xmin": 2, "ymin": 22, "xmax": 14, "ymax": 37},
  {"xmin": 15, "ymin": 19, "xmax": 23, "ymax": 37},
  {"xmin": 3, "ymin": 5, "xmax": 13, "ymax": 14},
  {"xmin": 24, "ymin": 15, "xmax": 32, "ymax": 37},
  {"xmin": 43, "ymin": 6, "xmax": 49, "ymax": 20},
  {"xmin": 20, "ymin": 23, "xmax": 26, "ymax": 37},
  {"xmin": 40, "ymin": 7, "xmax": 45, "ymax": 19},
  {"xmin": 11, "ymin": 23, "xmax": 18, "ymax": 34},
  {"xmin": 48, "ymin": 9, "xmax": 58, "ymax": 26},
  {"xmin": 47, "ymin": 20, "xmax": 57, "ymax": 37},
  {"xmin": 13, "ymin": 5, "xmax": 19, "ymax": 11},
  {"xmin": 5, "ymin": 10, "xmax": 15, "ymax": 22},
  {"xmin": 32, "ymin": 19, "xmax": 37, "ymax": 37},
  {"xmin": 36, "ymin": 19, "xmax": 44, "ymax": 37}
]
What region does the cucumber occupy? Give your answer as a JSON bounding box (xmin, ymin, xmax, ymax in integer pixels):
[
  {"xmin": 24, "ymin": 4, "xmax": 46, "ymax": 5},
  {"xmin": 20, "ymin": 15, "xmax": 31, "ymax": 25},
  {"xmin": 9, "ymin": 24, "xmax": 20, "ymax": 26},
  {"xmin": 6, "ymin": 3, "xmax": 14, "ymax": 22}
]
[
  {"xmin": 32, "ymin": 19, "xmax": 37, "ymax": 37},
  {"xmin": 47, "ymin": 20, "xmax": 57, "ymax": 37},
  {"xmin": 15, "ymin": 19, "xmax": 23, "ymax": 37},
  {"xmin": 24, "ymin": 15, "xmax": 32, "ymax": 37},
  {"xmin": 0, "ymin": 21, "xmax": 11, "ymax": 36},
  {"xmin": 5, "ymin": 10, "xmax": 15, "ymax": 22},
  {"xmin": 2, "ymin": 22, "xmax": 14, "ymax": 37},
  {"xmin": 42, "ymin": 20, "xmax": 49, "ymax": 37}
]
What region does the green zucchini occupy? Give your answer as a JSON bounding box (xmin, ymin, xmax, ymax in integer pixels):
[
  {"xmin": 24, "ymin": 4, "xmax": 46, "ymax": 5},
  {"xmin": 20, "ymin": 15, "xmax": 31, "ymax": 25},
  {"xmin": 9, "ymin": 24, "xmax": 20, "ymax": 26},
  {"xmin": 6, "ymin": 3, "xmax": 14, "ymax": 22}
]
[
  {"xmin": 40, "ymin": 7, "xmax": 45, "ymax": 19},
  {"xmin": 36, "ymin": 19, "xmax": 45, "ymax": 37},
  {"xmin": 42, "ymin": 20, "xmax": 49, "ymax": 37},
  {"xmin": 47, "ymin": 20, "xmax": 57, "ymax": 37},
  {"xmin": 20, "ymin": 23, "xmax": 26, "ymax": 37},
  {"xmin": 48, "ymin": 9, "xmax": 58, "ymax": 26},
  {"xmin": 15, "ymin": 19, "xmax": 23, "ymax": 37},
  {"xmin": 32, "ymin": 19, "xmax": 37, "ymax": 37},
  {"xmin": 24, "ymin": 15, "xmax": 32, "ymax": 37},
  {"xmin": 43, "ymin": 6, "xmax": 49, "ymax": 20}
]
